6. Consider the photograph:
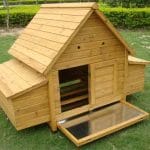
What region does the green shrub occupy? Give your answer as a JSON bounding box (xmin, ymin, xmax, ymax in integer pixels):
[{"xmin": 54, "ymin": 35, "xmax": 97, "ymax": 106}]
[
  {"xmin": 0, "ymin": 6, "xmax": 40, "ymax": 27},
  {"xmin": 0, "ymin": 5, "xmax": 150, "ymax": 29},
  {"xmin": 101, "ymin": 7, "xmax": 150, "ymax": 28}
]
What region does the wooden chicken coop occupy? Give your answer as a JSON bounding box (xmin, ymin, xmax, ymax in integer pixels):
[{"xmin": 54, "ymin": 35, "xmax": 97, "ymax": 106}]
[{"xmin": 0, "ymin": 2, "xmax": 149, "ymax": 146}]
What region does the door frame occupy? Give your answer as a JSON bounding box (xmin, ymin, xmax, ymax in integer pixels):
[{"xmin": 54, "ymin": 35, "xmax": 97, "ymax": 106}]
[{"xmin": 89, "ymin": 60, "xmax": 119, "ymax": 109}]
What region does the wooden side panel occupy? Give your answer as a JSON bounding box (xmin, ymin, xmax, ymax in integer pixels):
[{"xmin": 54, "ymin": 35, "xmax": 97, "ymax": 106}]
[
  {"xmin": 0, "ymin": 92, "xmax": 16, "ymax": 126},
  {"xmin": 126, "ymin": 64, "xmax": 145, "ymax": 95},
  {"xmin": 53, "ymin": 13, "xmax": 125, "ymax": 70},
  {"xmin": 12, "ymin": 84, "xmax": 50, "ymax": 130},
  {"xmin": 53, "ymin": 12, "xmax": 126, "ymax": 106}
]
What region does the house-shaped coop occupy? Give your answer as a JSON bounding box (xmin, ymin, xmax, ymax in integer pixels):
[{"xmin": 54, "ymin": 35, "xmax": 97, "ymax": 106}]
[{"xmin": 0, "ymin": 2, "xmax": 149, "ymax": 146}]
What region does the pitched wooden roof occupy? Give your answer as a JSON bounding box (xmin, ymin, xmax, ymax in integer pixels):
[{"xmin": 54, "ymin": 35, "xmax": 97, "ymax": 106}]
[
  {"xmin": 128, "ymin": 55, "xmax": 150, "ymax": 65},
  {"xmin": 0, "ymin": 59, "xmax": 47, "ymax": 99},
  {"xmin": 9, "ymin": 2, "xmax": 134, "ymax": 75}
]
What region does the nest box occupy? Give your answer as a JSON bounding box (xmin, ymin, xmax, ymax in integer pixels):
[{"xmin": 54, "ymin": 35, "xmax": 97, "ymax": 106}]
[{"xmin": 0, "ymin": 2, "xmax": 149, "ymax": 146}]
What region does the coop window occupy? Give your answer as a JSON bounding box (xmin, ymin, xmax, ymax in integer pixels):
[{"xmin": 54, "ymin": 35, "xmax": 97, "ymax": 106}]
[{"xmin": 59, "ymin": 65, "xmax": 89, "ymax": 112}]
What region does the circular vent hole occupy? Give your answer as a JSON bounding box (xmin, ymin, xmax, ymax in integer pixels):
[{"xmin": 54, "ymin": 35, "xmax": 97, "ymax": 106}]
[
  {"xmin": 102, "ymin": 42, "xmax": 105, "ymax": 45},
  {"xmin": 77, "ymin": 46, "xmax": 81, "ymax": 49}
]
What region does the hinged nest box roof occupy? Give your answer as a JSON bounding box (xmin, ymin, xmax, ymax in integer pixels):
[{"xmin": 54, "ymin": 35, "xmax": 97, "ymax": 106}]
[{"xmin": 9, "ymin": 2, "xmax": 134, "ymax": 75}]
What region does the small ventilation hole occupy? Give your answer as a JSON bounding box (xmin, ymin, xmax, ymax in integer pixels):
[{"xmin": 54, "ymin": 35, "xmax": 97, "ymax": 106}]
[
  {"xmin": 102, "ymin": 42, "xmax": 105, "ymax": 45},
  {"xmin": 77, "ymin": 46, "xmax": 81, "ymax": 49}
]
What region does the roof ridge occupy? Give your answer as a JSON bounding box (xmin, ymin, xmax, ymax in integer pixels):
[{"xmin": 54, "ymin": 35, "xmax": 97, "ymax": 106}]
[{"xmin": 41, "ymin": 2, "xmax": 98, "ymax": 9}]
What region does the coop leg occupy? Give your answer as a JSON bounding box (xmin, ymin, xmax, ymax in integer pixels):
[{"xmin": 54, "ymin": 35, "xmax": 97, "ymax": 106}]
[{"xmin": 48, "ymin": 71, "xmax": 60, "ymax": 132}]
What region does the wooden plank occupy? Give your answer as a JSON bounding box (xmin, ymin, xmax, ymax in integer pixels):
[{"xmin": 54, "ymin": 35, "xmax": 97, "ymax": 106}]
[
  {"xmin": 9, "ymin": 50, "xmax": 46, "ymax": 74},
  {"xmin": 20, "ymin": 33, "xmax": 63, "ymax": 51},
  {"xmin": 84, "ymin": 18, "xmax": 104, "ymax": 27},
  {"xmin": 41, "ymin": 3, "xmax": 98, "ymax": 9},
  {"xmin": 16, "ymin": 108, "xmax": 50, "ymax": 123},
  {"xmin": 64, "ymin": 44, "xmax": 123, "ymax": 54},
  {"xmin": 0, "ymin": 91, "xmax": 16, "ymax": 126},
  {"xmin": 27, "ymin": 23, "xmax": 74, "ymax": 37},
  {"xmin": 31, "ymin": 18, "xmax": 79, "ymax": 30},
  {"xmin": 95, "ymin": 10, "xmax": 135, "ymax": 55},
  {"xmin": 93, "ymin": 95, "xmax": 121, "ymax": 110},
  {"xmin": 61, "ymin": 88, "xmax": 87, "ymax": 98},
  {"xmin": 15, "ymin": 39, "xmax": 57, "ymax": 59},
  {"xmin": 38, "ymin": 8, "xmax": 90, "ymax": 16},
  {"xmin": 53, "ymin": 55, "xmax": 102, "ymax": 70},
  {"xmin": 57, "ymin": 49, "xmax": 123, "ymax": 69},
  {"xmin": 48, "ymin": 71, "xmax": 60, "ymax": 131},
  {"xmin": 0, "ymin": 65, "xmax": 30, "ymax": 94},
  {"xmin": 95, "ymin": 66, "xmax": 113, "ymax": 77},
  {"xmin": 66, "ymin": 38, "xmax": 120, "ymax": 53},
  {"xmin": 72, "ymin": 32, "xmax": 114, "ymax": 44},
  {"xmin": 23, "ymin": 28, "xmax": 69, "ymax": 44},
  {"xmin": 13, "ymin": 85, "xmax": 48, "ymax": 101},
  {"xmin": 0, "ymin": 62, "xmax": 47, "ymax": 99},
  {"xmin": 88, "ymin": 64, "xmax": 95, "ymax": 105},
  {"xmin": 57, "ymin": 105, "xmax": 89, "ymax": 121},
  {"xmin": 10, "ymin": 44, "xmax": 50, "ymax": 66},
  {"xmin": 95, "ymin": 88, "xmax": 113, "ymax": 98},
  {"xmin": 95, "ymin": 81, "xmax": 113, "ymax": 91},
  {"xmin": 34, "ymin": 13, "xmax": 86, "ymax": 23},
  {"xmin": 57, "ymin": 50, "xmax": 92, "ymax": 63},
  {"xmin": 16, "ymin": 115, "xmax": 50, "ymax": 130},
  {"xmin": 61, "ymin": 95, "xmax": 88, "ymax": 106},
  {"xmin": 4, "ymin": 59, "xmax": 46, "ymax": 86},
  {"xmin": 128, "ymin": 55, "xmax": 150, "ymax": 65},
  {"xmin": 0, "ymin": 76, "xmax": 13, "ymax": 98},
  {"xmin": 10, "ymin": 44, "xmax": 50, "ymax": 67},
  {"xmin": 14, "ymin": 95, "xmax": 48, "ymax": 110},
  {"xmin": 78, "ymin": 26, "xmax": 113, "ymax": 36}
]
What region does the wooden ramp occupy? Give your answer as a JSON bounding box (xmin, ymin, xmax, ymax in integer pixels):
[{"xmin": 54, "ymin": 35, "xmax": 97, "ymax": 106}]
[{"xmin": 0, "ymin": 59, "xmax": 47, "ymax": 99}]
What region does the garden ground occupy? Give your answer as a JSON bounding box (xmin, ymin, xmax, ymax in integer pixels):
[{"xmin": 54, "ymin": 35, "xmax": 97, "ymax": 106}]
[{"xmin": 0, "ymin": 29, "xmax": 150, "ymax": 150}]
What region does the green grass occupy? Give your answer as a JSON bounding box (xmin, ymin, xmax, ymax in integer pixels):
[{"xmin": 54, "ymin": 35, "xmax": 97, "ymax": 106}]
[
  {"xmin": 0, "ymin": 36, "xmax": 16, "ymax": 63},
  {"xmin": 0, "ymin": 30, "xmax": 150, "ymax": 150}
]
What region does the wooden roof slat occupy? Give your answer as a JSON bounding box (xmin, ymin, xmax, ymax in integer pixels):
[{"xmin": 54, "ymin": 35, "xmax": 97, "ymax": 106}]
[
  {"xmin": 31, "ymin": 18, "xmax": 79, "ymax": 30},
  {"xmin": 0, "ymin": 59, "xmax": 47, "ymax": 98},
  {"xmin": 41, "ymin": 2, "xmax": 98, "ymax": 9},
  {"xmin": 38, "ymin": 8, "xmax": 91, "ymax": 16},
  {"xmin": 34, "ymin": 13, "xmax": 86, "ymax": 23},
  {"xmin": 23, "ymin": 28, "xmax": 69, "ymax": 44},
  {"xmin": 19, "ymin": 33, "xmax": 63, "ymax": 51},
  {"xmin": 27, "ymin": 23, "xmax": 74, "ymax": 37},
  {"xmin": 11, "ymin": 44, "xmax": 51, "ymax": 66},
  {"xmin": 9, "ymin": 49, "xmax": 46, "ymax": 73},
  {"xmin": 4, "ymin": 59, "xmax": 46, "ymax": 86},
  {"xmin": 0, "ymin": 75, "xmax": 14, "ymax": 98},
  {"xmin": 128, "ymin": 55, "xmax": 150, "ymax": 65},
  {"xmin": 15, "ymin": 39, "xmax": 57, "ymax": 59},
  {"xmin": 0, "ymin": 65, "xmax": 29, "ymax": 93}
]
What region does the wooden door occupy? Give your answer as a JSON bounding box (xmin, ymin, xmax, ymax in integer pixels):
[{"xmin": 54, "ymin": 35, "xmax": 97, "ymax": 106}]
[{"xmin": 89, "ymin": 60, "xmax": 119, "ymax": 108}]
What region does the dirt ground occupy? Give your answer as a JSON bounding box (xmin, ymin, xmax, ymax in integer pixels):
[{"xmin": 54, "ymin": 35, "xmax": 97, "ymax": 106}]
[{"xmin": 0, "ymin": 28, "xmax": 23, "ymax": 36}]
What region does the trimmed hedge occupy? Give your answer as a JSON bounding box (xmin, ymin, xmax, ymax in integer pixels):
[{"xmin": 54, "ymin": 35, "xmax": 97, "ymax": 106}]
[
  {"xmin": 0, "ymin": 6, "xmax": 39, "ymax": 27},
  {"xmin": 0, "ymin": 0, "xmax": 98, "ymax": 6},
  {"xmin": 101, "ymin": 7, "xmax": 150, "ymax": 28},
  {"xmin": 0, "ymin": 5, "xmax": 150, "ymax": 29}
]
